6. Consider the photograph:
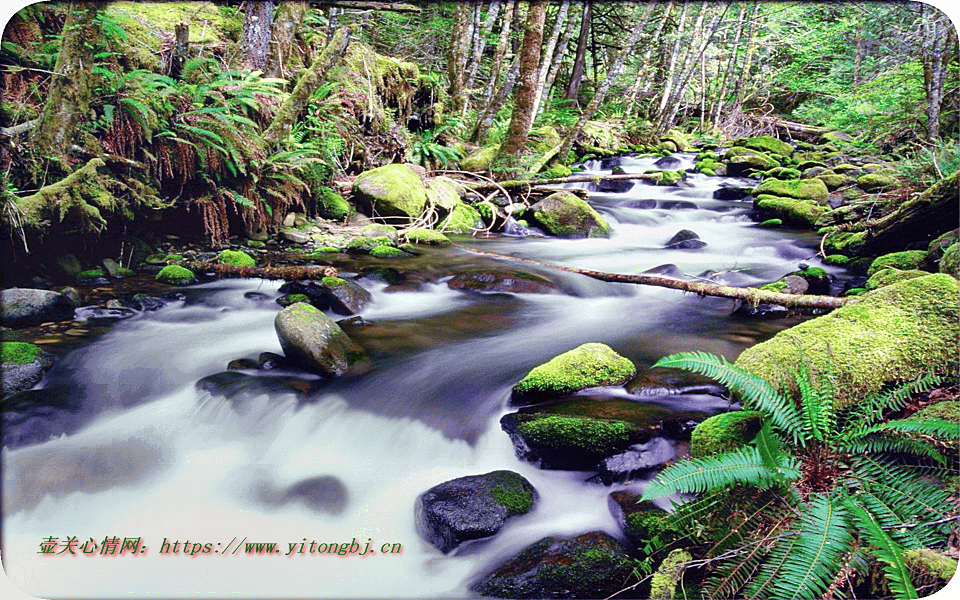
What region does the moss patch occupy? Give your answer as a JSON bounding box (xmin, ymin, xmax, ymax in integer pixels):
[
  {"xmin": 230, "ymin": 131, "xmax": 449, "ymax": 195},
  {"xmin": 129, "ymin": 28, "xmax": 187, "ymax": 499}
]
[
  {"xmin": 156, "ymin": 265, "xmax": 195, "ymax": 285},
  {"xmin": 218, "ymin": 249, "xmax": 256, "ymax": 267},
  {"xmin": 318, "ymin": 187, "xmax": 353, "ymax": 221},
  {"xmin": 864, "ymin": 268, "xmax": 928, "ymax": 291},
  {"xmin": 487, "ymin": 471, "xmax": 536, "ymax": 516},
  {"xmin": 517, "ymin": 416, "xmax": 633, "ymax": 453},
  {"xmin": 531, "ymin": 191, "xmax": 610, "ymax": 238},
  {"xmin": 352, "ymin": 164, "xmax": 427, "ymax": 221},
  {"xmin": 754, "ymin": 178, "xmax": 828, "ymax": 203},
  {"xmin": 867, "ymin": 250, "xmax": 928, "ymax": 277},
  {"xmin": 1, "ymin": 341, "xmax": 45, "ymax": 366},
  {"xmin": 755, "ymin": 195, "xmax": 825, "ymax": 228},
  {"xmin": 649, "ymin": 549, "xmax": 692, "ymax": 600},
  {"xmin": 403, "ymin": 228, "xmax": 451, "ymax": 245},
  {"xmin": 439, "ymin": 204, "xmax": 484, "ymax": 233},
  {"xmin": 369, "ymin": 245, "xmax": 408, "ymax": 258},
  {"xmin": 690, "ymin": 411, "xmax": 764, "ymax": 458},
  {"xmin": 734, "ymin": 135, "xmax": 793, "ymax": 157},
  {"xmin": 939, "ymin": 242, "xmax": 959, "ymax": 277},
  {"xmin": 513, "ymin": 343, "xmax": 636, "ymax": 401}
]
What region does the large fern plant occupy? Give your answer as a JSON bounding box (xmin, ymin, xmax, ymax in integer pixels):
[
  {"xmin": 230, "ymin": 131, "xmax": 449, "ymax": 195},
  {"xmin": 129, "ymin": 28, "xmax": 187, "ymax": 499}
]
[{"xmin": 641, "ymin": 350, "xmax": 958, "ymax": 599}]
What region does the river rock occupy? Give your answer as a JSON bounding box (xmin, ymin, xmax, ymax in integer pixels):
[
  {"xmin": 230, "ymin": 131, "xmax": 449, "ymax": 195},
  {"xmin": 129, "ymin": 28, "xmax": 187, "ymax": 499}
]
[
  {"xmin": 530, "ymin": 191, "xmax": 611, "ymax": 238},
  {"xmin": 690, "ymin": 411, "xmax": 764, "ymax": 458},
  {"xmin": 597, "ymin": 437, "xmax": 681, "ymax": 484},
  {"xmin": 654, "ymin": 155, "xmax": 682, "ymax": 170},
  {"xmin": 415, "ymin": 470, "xmax": 538, "ymax": 554},
  {"xmin": 470, "ymin": 531, "xmax": 633, "ymax": 599},
  {"xmin": 665, "ymin": 229, "xmax": 707, "ymax": 249},
  {"xmin": 448, "ymin": 269, "xmax": 560, "ymax": 295},
  {"xmin": 274, "ymin": 303, "xmax": 369, "ymax": 377},
  {"xmin": 74, "ymin": 305, "xmax": 139, "ymax": 324},
  {"xmin": 608, "ymin": 490, "xmax": 675, "ymax": 549},
  {"xmin": 511, "ymin": 343, "xmax": 636, "ymax": 404},
  {"xmin": 597, "ymin": 179, "xmax": 634, "ymax": 193},
  {"xmin": 1, "ymin": 342, "xmax": 56, "ymax": 399},
  {"xmin": 352, "ymin": 163, "xmax": 428, "ymax": 222},
  {"xmin": 0, "ymin": 288, "xmax": 76, "ymax": 327},
  {"xmin": 319, "ymin": 277, "xmax": 372, "ymax": 315}
]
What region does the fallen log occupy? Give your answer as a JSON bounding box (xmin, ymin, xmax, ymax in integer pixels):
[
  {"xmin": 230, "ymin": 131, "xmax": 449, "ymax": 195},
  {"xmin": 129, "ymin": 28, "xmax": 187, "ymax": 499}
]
[
  {"xmin": 183, "ymin": 262, "xmax": 339, "ymax": 281},
  {"xmin": 463, "ymin": 172, "xmax": 669, "ymax": 193},
  {"xmin": 454, "ymin": 246, "xmax": 853, "ymax": 310}
]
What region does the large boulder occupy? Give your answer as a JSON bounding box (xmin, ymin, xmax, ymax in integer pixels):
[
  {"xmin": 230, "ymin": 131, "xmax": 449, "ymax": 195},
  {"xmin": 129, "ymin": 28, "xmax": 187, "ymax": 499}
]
[
  {"xmin": 734, "ymin": 135, "xmax": 794, "ymax": 157},
  {"xmin": 318, "ymin": 277, "xmax": 372, "ymax": 315},
  {"xmin": 512, "ymin": 343, "xmax": 636, "ymax": 404},
  {"xmin": 439, "ymin": 203, "xmax": 485, "ymax": 233},
  {"xmin": 735, "ymin": 274, "xmax": 959, "ymax": 408},
  {"xmin": 274, "ymin": 303, "xmax": 369, "ymax": 376},
  {"xmin": 0, "ymin": 288, "xmax": 75, "ymax": 327},
  {"xmin": 754, "ymin": 178, "xmax": 829, "ymax": 203},
  {"xmin": 352, "ymin": 164, "xmax": 428, "ymax": 222},
  {"xmin": 690, "ymin": 411, "xmax": 764, "ymax": 458},
  {"xmin": 530, "ymin": 191, "xmax": 610, "ymax": 238},
  {"xmin": 752, "ymin": 178, "xmax": 830, "ymax": 228},
  {"xmin": 1, "ymin": 342, "xmax": 56, "ymax": 399},
  {"xmin": 448, "ymin": 268, "xmax": 561, "ymax": 295},
  {"xmin": 415, "ymin": 470, "xmax": 538, "ymax": 554},
  {"xmin": 470, "ymin": 531, "xmax": 633, "ymax": 599}
]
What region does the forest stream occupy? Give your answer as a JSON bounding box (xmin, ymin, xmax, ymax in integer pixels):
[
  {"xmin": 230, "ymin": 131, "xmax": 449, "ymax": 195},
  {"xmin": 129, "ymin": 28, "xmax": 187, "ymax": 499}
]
[{"xmin": 0, "ymin": 153, "xmax": 846, "ymax": 598}]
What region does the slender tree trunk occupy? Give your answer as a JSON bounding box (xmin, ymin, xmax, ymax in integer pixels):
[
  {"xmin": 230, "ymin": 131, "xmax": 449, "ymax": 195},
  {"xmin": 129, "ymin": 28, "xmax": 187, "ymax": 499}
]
[
  {"xmin": 565, "ymin": 0, "xmax": 591, "ymax": 103},
  {"xmin": 448, "ymin": 2, "xmax": 472, "ymax": 115},
  {"xmin": 31, "ymin": 1, "xmax": 103, "ymax": 168},
  {"xmin": 710, "ymin": 4, "xmax": 744, "ymax": 127},
  {"xmin": 732, "ymin": 2, "xmax": 760, "ymax": 111},
  {"xmin": 538, "ymin": 7, "xmax": 577, "ymax": 114},
  {"xmin": 625, "ymin": 1, "xmax": 674, "ymax": 120},
  {"xmin": 472, "ymin": 58, "xmax": 520, "ymax": 143},
  {"xmin": 530, "ymin": 0, "xmax": 572, "ymax": 118},
  {"xmin": 170, "ymin": 23, "xmax": 189, "ymax": 79},
  {"xmin": 654, "ymin": 0, "xmax": 689, "ymax": 123},
  {"xmin": 243, "ymin": 0, "xmax": 274, "ymax": 71},
  {"xmin": 266, "ymin": 1, "xmax": 307, "ymax": 80},
  {"xmin": 558, "ymin": 5, "xmax": 652, "ymax": 159},
  {"xmin": 498, "ymin": 0, "xmax": 548, "ymax": 159},
  {"xmin": 464, "ymin": 0, "xmax": 502, "ymax": 94},
  {"xmin": 475, "ymin": 0, "xmax": 516, "ymax": 124},
  {"xmin": 922, "ymin": 4, "xmax": 951, "ymax": 141}
]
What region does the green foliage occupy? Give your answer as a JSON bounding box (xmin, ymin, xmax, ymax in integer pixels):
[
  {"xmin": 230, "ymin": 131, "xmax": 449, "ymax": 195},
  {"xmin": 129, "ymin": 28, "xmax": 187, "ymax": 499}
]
[{"xmin": 642, "ymin": 350, "xmax": 956, "ymax": 599}]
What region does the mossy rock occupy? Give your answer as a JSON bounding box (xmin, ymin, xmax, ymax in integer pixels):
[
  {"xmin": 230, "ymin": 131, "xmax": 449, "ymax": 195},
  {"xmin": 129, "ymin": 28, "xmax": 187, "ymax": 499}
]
[
  {"xmin": 764, "ymin": 167, "xmax": 801, "ymax": 180},
  {"xmin": 864, "ymin": 267, "xmax": 929, "ymax": 291},
  {"xmin": 734, "ymin": 135, "xmax": 794, "ymax": 157},
  {"xmin": 317, "ymin": 187, "xmax": 353, "ymax": 221},
  {"xmin": 274, "ymin": 303, "xmax": 369, "ymax": 376},
  {"xmin": 867, "ymin": 250, "xmax": 928, "ymax": 277},
  {"xmin": 276, "ymin": 293, "xmax": 311, "ymax": 307},
  {"xmin": 754, "ymin": 178, "xmax": 829, "ymax": 203},
  {"xmin": 823, "ymin": 230, "xmax": 866, "ymax": 255},
  {"xmin": 368, "ymin": 245, "xmax": 409, "ymax": 258},
  {"xmin": 726, "ymin": 150, "xmax": 779, "ymax": 173},
  {"xmin": 757, "ymin": 218, "xmax": 783, "ymax": 228},
  {"xmin": 690, "ymin": 411, "xmax": 763, "ymax": 458},
  {"xmin": 512, "ymin": 343, "xmax": 636, "ymax": 403},
  {"xmin": 1, "ymin": 341, "xmax": 56, "ymax": 399},
  {"xmin": 352, "ymin": 164, "xmax": 427, "ymax": 222},
  {"xmin": 643, "ymin": 170, "xmax": 686, "ymax": 186},
  {"xmin": 155, "ymin": 265, "xmax": 196, "ymax": 285},
  {"xmin": 460, "ymin": 145, "xmax": 499, "ymax": 172},
  {"xmin": 823, "ymin": 254, "xmax": 850, "ymax": 266},
  {"xmin": 76, "ymin": 268, "xmax": 105, "ymax": 279},
  {"xmin": 857, "ymin": 172, "xmax": 899, "ymax": 192},
  {"xmin": 403, "ymin": 228, "xmax": 451, "ymax": 245},
  {"xmin": 1, "ymin": 341, "xmax": 46, "ymax": 366},
  {"xmin": 439, "ymin": 203, "xmax": 484, "ymax": 233},
  {"xmin": 218, "ymin": 249, "xmax": 256, "ymax": 267},
  {"xmin": 939, "ymin": 242, "xmax": 959, "ymax": 277},
  {"xmin": 345, "ymin": 235, "xmax": 393, "ymax": 252},
  {"xmin": 735, "ymin": 274, "xmax": 959, "ymax": 409},
  {"xmin": 755, "ymin": 195, "xmax": 825, "ymax": 228},
  {"xmin": 649, "ymin": 549, "xmax": 693, "ymax": 600},
  {"xmin": 530, "ymin": 191, "xmax": 611, "ymax": 238},
  {"xmin": 543, "ymin": 165, "xmax": 572, "ymax": 178},
  {"xmin": 424, "ymin": 176, "xmax": 463, "ymax": 219},
  {"xmin": 660, "ymin": 129, "xmax": 693, "ymax": 152},
  {"xmin": 815, "ymin": 172, "xmax": 855, "ymax": 190},
  {"xmin": 607, "ymin": 491, "xmax": 676, "ymax": 550}
]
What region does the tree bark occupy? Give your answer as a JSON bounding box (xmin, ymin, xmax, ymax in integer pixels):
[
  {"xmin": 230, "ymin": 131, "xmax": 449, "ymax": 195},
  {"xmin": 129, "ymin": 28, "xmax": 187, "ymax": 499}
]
[
  {"xmin": 472, "ymin": 57, "xmax": 520, "ymax": 143},
  {"xmin": 170, "ymin": 23, "xmax": 189, "ymax": 79},
  {"xmin": 30, "ymin": 1, "xmax": 104, "ymax": 168},
  {"xmin": 455, "ymin": 246, "xmax": 852, "ymax": 309},
  {"xmin": 464, "ymin": 0, "xmax": 502, "ymax": 94},
  {"xmin": 530, "ymin": 0, "xmax": 572, "ymax": 118},
  {"xmin": 538, "ymin": 6, "xmax": 577, "ymax": 115},
  {"xmin": 498, "ymin": 0, "xmax": 548, "ymax": 159},
  {"xmin": 266, "ymin": 1, "xmax": 308, "ymax": 80},
  {"xmin": 474, "ymin": 0, "xmax": 516, "ymax": 134},
  {"xmin": 564, "ymin": 0, "xmax": 591, "ymax": 103},
  {"xmin": 625, "ymin": 1, "xmax": 674, "ymax": 120},
  {"xmin": 448, "ymin": 2, "xmax": 472, "ymax": 115},
  {"xmin": 243, "ymin": 0, "xmax": 275, "ymax": 72},
  {"xmin": 262, "ymin": 26, "xmax": 352, "ymax": 147}
]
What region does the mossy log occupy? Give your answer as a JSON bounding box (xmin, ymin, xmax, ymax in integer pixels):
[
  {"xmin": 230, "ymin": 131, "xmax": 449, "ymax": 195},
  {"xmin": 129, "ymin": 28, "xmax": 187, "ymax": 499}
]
[
  {"xmin": 262, "ymin": 25, "xmax": 354, "ymax": 146},
  {"xmin": 184, "ymin": 262, "xmax": 338, "ymax": 280},
  {"xmin": 455, "ymin": 247, "xmax": 852, "ymax": 310},
  {"xmin": 311, "ymin": 1, "xmax": 421, "ymax": 11},
  {"xmin": 464, "ymin": 172, "xmax": 672, "ymax": 193}
]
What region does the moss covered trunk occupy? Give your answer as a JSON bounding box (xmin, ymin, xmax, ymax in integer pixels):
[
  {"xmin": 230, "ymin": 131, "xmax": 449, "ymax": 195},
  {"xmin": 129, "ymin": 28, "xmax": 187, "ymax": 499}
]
[
  {"xmin": 860, "ymin": 172, "xmax": 959, "ymax": 256},
  {"xmin": 30, "ymin": 1, "xmax": 104, "ymax": 166},
  {"xmin": 498, "ymin": 0, "xmax": 547, "ymax": 159},
  {"xmin": 266, "ymin": 1, "xmax": 307, "ymax": 79}
]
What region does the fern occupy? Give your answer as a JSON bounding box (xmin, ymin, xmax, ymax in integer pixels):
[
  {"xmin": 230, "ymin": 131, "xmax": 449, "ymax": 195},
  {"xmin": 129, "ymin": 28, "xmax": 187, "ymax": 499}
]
[
  {"xmin": 641, "ymin": 446, "xmax": 798, "ymax": 499},
  {"xmin": 845, "ymin": 499, "xmax": 919, "ymax": 600}
]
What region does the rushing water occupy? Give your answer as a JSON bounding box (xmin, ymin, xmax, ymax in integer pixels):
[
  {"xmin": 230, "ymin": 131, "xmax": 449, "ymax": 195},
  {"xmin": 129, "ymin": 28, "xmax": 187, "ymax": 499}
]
[{"xmin": 2, "ymin": 154, "xmax": 839, "ymax": 598}]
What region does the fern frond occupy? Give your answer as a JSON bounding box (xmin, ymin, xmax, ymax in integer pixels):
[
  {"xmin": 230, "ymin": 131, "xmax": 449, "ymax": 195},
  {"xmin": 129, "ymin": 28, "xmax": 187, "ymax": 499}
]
[
  {"xmin": 653, "ymin": 352, "xmax": 804, "ymax": 444},
  {"xmin": 641, "ymin": 446, "xmax": 798, "ymax": 500},
  {"xmin": 845, "ymin": 499, "xmax": 919, "ymax": 600},
  {"xmin": 864, "ymin": 418, "xmax": 959, "ymax": 441},
  {"xmin": 838, "ymin": 373, "xmax": 944, "ymax": 436},
  {"xmin": 766, "ymin": 493, "xmax": 852, "ymax": 600},
  {"xmin": 745, "ymin": 531, "xmax": 801, "ymax": 599},
  {"xmin": 845, "ymin": 435, "xmax": 947, "ymax": 464}
]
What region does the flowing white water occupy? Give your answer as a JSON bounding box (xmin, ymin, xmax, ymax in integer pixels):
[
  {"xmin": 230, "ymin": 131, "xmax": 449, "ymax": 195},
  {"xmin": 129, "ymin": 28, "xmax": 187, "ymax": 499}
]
[{"xmin": 2, "ymin": 155, "xmax": 838, "ymax": 598}]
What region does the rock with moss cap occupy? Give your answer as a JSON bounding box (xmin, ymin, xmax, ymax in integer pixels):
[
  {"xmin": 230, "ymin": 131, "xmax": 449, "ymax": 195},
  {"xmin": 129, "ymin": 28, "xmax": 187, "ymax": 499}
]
[
  {"xmin": 607, "ymin": 490, "xmax": 677, "ymax": 550},
  {"xmin": 155, "ymin": 265, "xmax": 196, "ymax": 285},
  {"xmin": 734, "ymin": 135, "xmax": 794, "ymax": 157},
  {"xmin": 317, "ymin": 187, "xmax": 353, "ymax": 221},
  {"xmin": 864, "ymin": 267, "xmax": 929, "ymax": 291},
  {"xmin": 424, "ymin": 176, "xmax": 463, "ymax": 219},
  {"xmin": 690, "ymin": 411, "xmax": 763, "ymax": 458},
  {"xmin": 471, "ymin": 531, "xmax": 633, "ymax": 599},
  {"xmin": 857, "ymin": 172, "xmax": 899, "ymax": 192},
  {"xmin": 318, "ymin": 276, "xmax": 372, "ymax": 316},
  {"xmin": 512, "ymin": 343, "xmax": 636, "ymax": 404},
  {"xmin": 460, "ymin": 145, "xmax": 499, "ymax": 172},
  {"xmin": 352, "ymin": 163, "xmax": 428, "ymax": 222},
  {"xmin": 735, "ymin": 274, "xmax": 959, "ymax": 409},
  {"xmin": 1, "ymin": 341, "xmax": 56, "ymax": 399},
  {"xmin": 725, "ymin": 148, "xmax": 779, "ymax": 176},
  {"xmin": 939, "ymin": 242, "xmax": 959, "ymax": 277},
  {"xmin": 448, "ymin": 268, "xmax": 561, "ymax": 295},
  {"xmin": 530, "ymin": 191, "xmax": 611, "ymax": 238},
  {"xmin": 0, "ymin": 288, "xmax": 76, "ymax": 327},
  {"xmin": 867, "ymin": 250, "xmax": 928, "ymax": 277},
  {"xmin": 218, "ymin": 249, "xmax": 256, "ymax": 267},
  {"xmin": 274, "ymin": 303, "xmax": 369, "ymax": 377},
  {"xmin": 439, "ymin": 203, "xmax": 484, "ymax": 233},
  {"xmin": 403, "ymin": 228, "xmax": 451, "ymax": 245},
  {"xmin": 415, "ymin": 470, "xmax": 538, "ymax": 554}
]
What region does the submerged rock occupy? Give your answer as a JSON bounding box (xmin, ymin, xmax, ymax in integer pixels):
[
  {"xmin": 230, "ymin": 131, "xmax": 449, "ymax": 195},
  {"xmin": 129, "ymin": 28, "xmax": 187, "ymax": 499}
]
[
  {"xmin": 0, "ymin": 288, "xmax": 76, "ymax": 327},
  {"xmin": 256, "ymin": 475, "xmax": 348, "ymax": 515},
  {"xmin": 415, "ymin": 470, "xmax": 538, "ymax": 554},
  {"xmin": 511, "ymin": 343, "xmax": 636, "ymax": 404},
  {"xmin": 274, "ymin": 303, "xmax": 369, "ymax": 377},
  {"xmin": 665, "ymin": 229, "xmax": 706, "ymax": 250},
  {"xmin": 471, "ymin": 531, "xmax": 633, "ymax": 599},
  {"xmin": 448, "ymin": 269, "xmax": 560, "ymax": 295}
]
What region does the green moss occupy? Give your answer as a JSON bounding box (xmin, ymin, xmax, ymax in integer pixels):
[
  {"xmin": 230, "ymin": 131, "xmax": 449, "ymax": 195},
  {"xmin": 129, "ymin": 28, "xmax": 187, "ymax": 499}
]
[
  {"xmin": 864, "ymin": 267, "xmax": 928, "ymax": 291},
  {"xmin": 301, "ymin": 247, "xmax": 341, "ymax": 257},
  {"xmin": 460, "ymin": 146, "xmax": 499, "ymax": 172},
  {"xmin": 543, "ymin": 165, "xmax": 572, "ymax": 178},
  {"xmin": 155, "ymin": 264, "xmax": 195, "ymax": 285},
  {"xmin": 513, "ymin": 343, "xmax": 636, "ymax": 399},
  {"xmin": 276, "ymin": 293, "xmax": 310, "ymax": 306},
  {"xmin": 736, "ymin": 274, "xmax": 959, "ymax": 408},
  {"xmin": 76, "ymin": 268, "xmax": 105, "ymax": 278},
  {"xmin": 517, "ymin": 416, "xmax": 633, "ymax": 453},
  {"xmin": 0, "ymin": 341, "xmax": 45, "ymax": 366},
  {"xmin": 823, "ymin": 254, "xmax": 850, "ymax": 266},
  {"xmin": 761, "ymin": 280, "xmax": 789, "ymax": 292},
  {"xmin": 734, "ymin": 135, "xmax": 793, "ymax": 157},
  {"xmin": 369, "ymin": 245, "xmax": 408, "ymax": 258},
  {"xmin": 823, "ymin": 230, "xmax": 867, "ymax": 256},
  {"xmin": 115, "ymin": 266, "xmax": 135, "ymax": 277},
  {"xmin": 843, "ymin": 287, "xmax": 867, "ymax": 296},
  {"xmin": 321, "ymin": 276, "xmax": 346, "ymax": 287},
  {"xmin": 754, "ymin": 178, "xmax": 829, "ymax": 203},
  {"xmin": 867, "ymin": 250, "xmax": 928, "ymax": 277},
  {"xmin": 486, "ymin": 471, "xmax": 536, "ymax": 516},
  {"xmin": 765, "ymin": 167, "xmax": 801, "ymax": 180},
  {"xmin": 903, "ymin": 548, "xmax": 957, "ymax": 585},
  {"xmin": 475, "ymin": 201, "xmax": 495, "ymax": 223},
  {"xmin": 351, "ymin": 164, "xmax": 427, "ymax": 220},
  {"xmin": 857, "ymin": 172, "xmax": 899, "ymax": 192},
  {"xmin": 690, "ymin": 411, "xmax": 764, "ymax": 458},
  {"xmin": 164, "ymin": 254, "xmax": 183, "ymax": 262},
  {"xmin": 318, "ymin": 187, "xmax": 353, "ymax": 221},
  {"xmin": 439, "ymin": 204, "xmax": 484, "ymax": 233},
  {"xmin": 218, "ymin": 249, "xmax": 255, "ymax": 267},
  {"xmin": 403, "ymin": 229, "xmax": 451, "ymax": 245},
  {"xmin": 649, "ymin": 549, "xmax": 692, "ymax": 600},
  {"xmin": 532, "ymin": 191, "xmax": 610, "ymax": 238},
  {"xmin": 816, "ymin": 172, "xmax": 854, "ymax": 190},
  {"xmin": 345, "ymin": 236, "xmax": 393, "ymax": 251},
  {"xmin": 939, "ymin": 242, "xmax": 959, "ymax": 277},
  {"xmin": 644, "ymin": 170, "xmax": 685, "ymax": 186},
  {"xmin": 755, "ymin": 195, "xmax": 825, "ymax": 228},
  {"xmin": 726, "ymin": 149, "xmax": 779, "ymax": 171}
]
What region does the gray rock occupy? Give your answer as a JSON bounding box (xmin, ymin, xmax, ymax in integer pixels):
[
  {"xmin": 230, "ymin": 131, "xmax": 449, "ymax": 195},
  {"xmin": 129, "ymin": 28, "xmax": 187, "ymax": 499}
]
[
  {"xmin": 415, "ymin": 470, "xmax": 537, "ymax": 554},
  {"xmin": 319, "ymin": 277, "xmax": 372, "ymax": 315},
  {"xmin": 665, "ymin": 229, "xmax": 707, "ymax": 249},
  {"xmin": 0, "ymin": 288, "xmax": 76, "ymax": 327},
  {"xmin": 1, "ymin": 344, "xmax": 56, "ymax": 399},
  {"xmin": 274, "ymin": 303, "xmax": 369, "ymax": 376}
]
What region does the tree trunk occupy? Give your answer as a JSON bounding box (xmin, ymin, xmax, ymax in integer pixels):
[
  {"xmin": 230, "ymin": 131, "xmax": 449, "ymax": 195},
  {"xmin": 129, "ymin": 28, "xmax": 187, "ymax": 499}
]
[
  {"xmin": 266, "ymin": 1, "xmax": 308, "ymax": 80},
  {"xmin": 710, "ymin": 4, "xmax": 744, "ymax": 128},
  {"xmin": 464, "ymin": 0, "xmax": 502, "ymax": 94},
  {"xmin": 170, "ymin": 23, "xmax": 189, "ymax": 79},
  {"xmin": 530, "ymin": 0, "xmax": 572, "ymax": 118},
  {"xmin": 498, "ymin": 0, "xmax": 548, "ymax": 159},
  {"xmin": 564, "ymin": 0, "xmax": 591, "ymax": 103},
  {"xmin": 472, "ymin": 58, "xmax": 520, "ymax": 143},
  {"xmin": 474, "ymin": 0, "xmax": 515, "ymax": 131},
  {"xmin": 557, "ymin": 4, "xmax": 652, "ymax": 159},
  {"xmin": 625, "ymin": 1, "xmax": 674, "ymax": 120},
  {"xmin": 243, "ymin": 0, "xmax": 274, "ymax": 72},
  {"xmin": 448, "ymin": 2, "xmax": 472, "ymax": 115},
  {"xmin": 30, "ymin": 1, "xmax": 103, "ymax": 168},
  {"xmin": 263, "ymin": 26, "xmax": 352, "ymax": 147},
  {"xmin": 538, "ymin": 6, "xmax": 577, "ymax": 115}
]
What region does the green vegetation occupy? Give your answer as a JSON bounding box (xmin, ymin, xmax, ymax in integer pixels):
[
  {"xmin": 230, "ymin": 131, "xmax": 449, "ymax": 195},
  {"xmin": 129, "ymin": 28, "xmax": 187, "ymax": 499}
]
[
  {"xmin": 517, "ymin": 416, "xmax": 633, "ymax": 453},
  {"xmin": 218, "ymin": 249, "xmax": 256, "ymax": 267},
  {"xmin": 1, "ymin": 341, "xmax": 45, "ymax": 365},
  {"xmin": 513, "ymin": 343, "xmax": 636, "ymax": 401},
  {"xmin": 155, "ymin": 265, "xmax": 195, "ymax": 285}
]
